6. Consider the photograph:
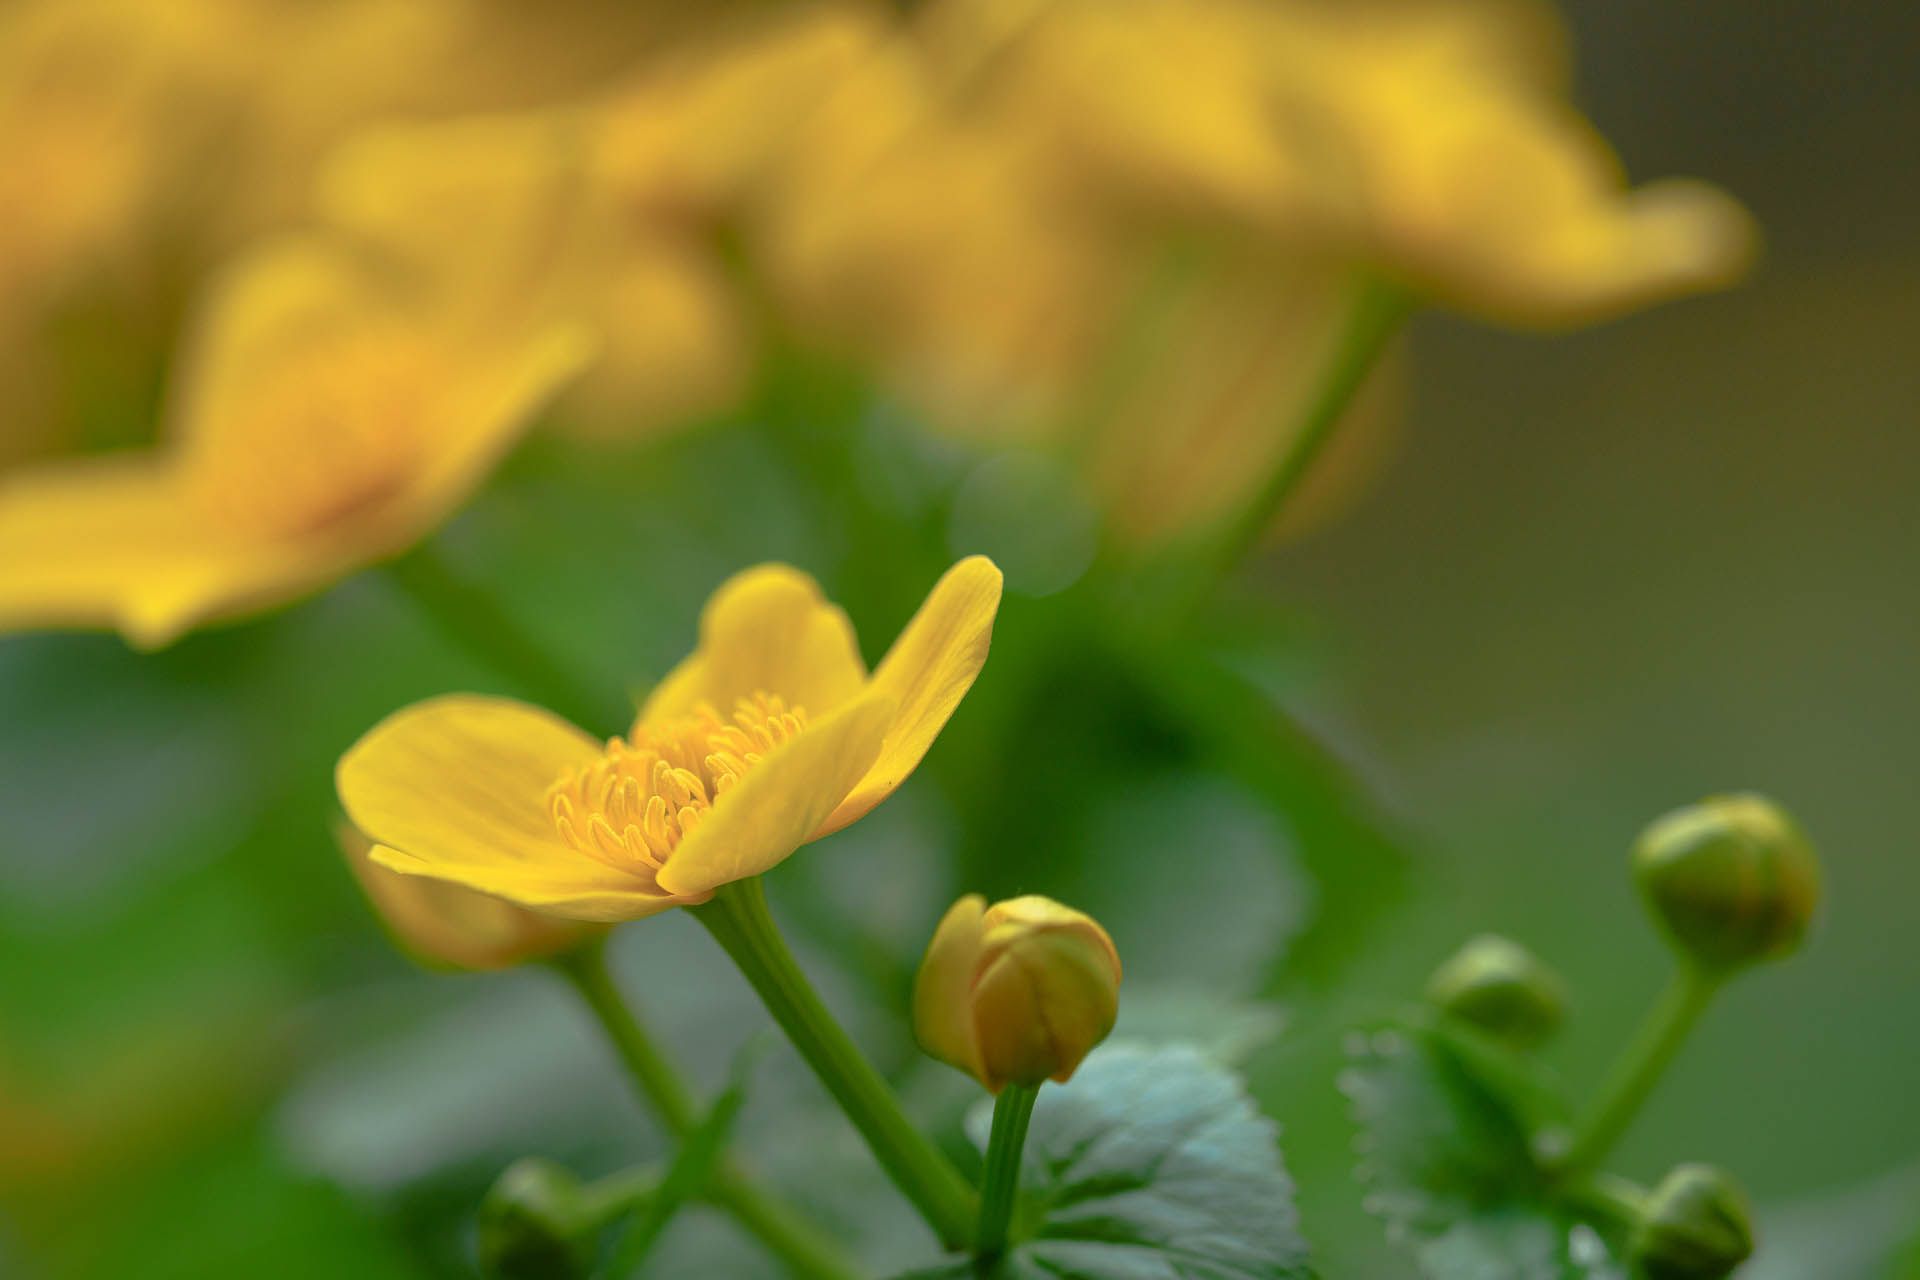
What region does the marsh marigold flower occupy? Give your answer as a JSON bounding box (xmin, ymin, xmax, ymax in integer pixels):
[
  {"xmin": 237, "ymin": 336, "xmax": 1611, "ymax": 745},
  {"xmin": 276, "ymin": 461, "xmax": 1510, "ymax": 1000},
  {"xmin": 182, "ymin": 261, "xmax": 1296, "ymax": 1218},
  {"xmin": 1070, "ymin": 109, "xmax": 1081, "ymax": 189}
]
[
  {"xmin": 913, "ymin": 894, "xmax": 1122, "ymax": 1093},
  {"xmin": 759, "ymin": 0, "xmax": 1755, "ymax": 545},
  {"xmin": 336, "ymin": 558, "xmax": 1003, "ymax": 921},
  {"xmin": 0, "ymin": 235, "xmax": 589, "ymax": 648},
  {"xmin": 339, "ymin": 822, "xmax": 604, "ymax": 971}
]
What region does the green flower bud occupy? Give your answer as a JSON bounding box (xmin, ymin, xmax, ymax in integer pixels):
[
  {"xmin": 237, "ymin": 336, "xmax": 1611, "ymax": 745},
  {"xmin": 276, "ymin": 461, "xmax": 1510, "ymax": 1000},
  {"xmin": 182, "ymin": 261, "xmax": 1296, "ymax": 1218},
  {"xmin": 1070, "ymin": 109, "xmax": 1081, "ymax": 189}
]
[
  {"xmin": 1425, "ymin": 933, "xmax": 1569, "ymax": 1051},
  {"xmin": 1632, "ymin": 794, "xmax": 1820, "ymax": 974},
  {"xmin": 1630, "ymin": 1163, "xmax": 1755, "ymax": 1280},
  {"xmin": 477, "ymin": 1158, "xmax": 593, "ymax": 1280}
]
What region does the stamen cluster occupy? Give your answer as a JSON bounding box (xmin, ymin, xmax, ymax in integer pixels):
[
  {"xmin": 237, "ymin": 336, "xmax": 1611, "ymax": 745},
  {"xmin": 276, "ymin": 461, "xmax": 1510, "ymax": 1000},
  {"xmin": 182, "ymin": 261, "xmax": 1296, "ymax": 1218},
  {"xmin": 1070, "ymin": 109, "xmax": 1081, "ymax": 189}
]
[{"xmin": 547, "ymin": 693, "xmax": 808, "ymax": 876}]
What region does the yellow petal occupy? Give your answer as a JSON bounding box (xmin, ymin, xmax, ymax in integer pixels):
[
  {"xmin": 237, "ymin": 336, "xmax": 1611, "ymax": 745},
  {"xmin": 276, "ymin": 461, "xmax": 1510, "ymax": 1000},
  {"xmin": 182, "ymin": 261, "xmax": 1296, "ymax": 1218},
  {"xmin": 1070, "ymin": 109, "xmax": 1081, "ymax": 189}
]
[
  {"xmin": 405, "ymin": 319, "xmax": 596, "ymax": 526},
  {"xmin": 654, "ymin": 691, "xmax": 895, "ymax": 897},
  {"xmin": 339, "ymin": 821, "xmax": 602, "ymax": 971},
  {"xmin": 175, "ymin": 234, "xmax": 592, "ymax": 551},
  {"xmin": 337, "ymin": 695, "xmax": 674, "ymax": 921},
  {"xmin": 637, "ymin": 564, "xmax": 869, "ymax": 728},
  {"xmin": 911, "ymin": 894, "xmax": 990, "ymax": 1085},
  {"xmin": 0, "ymin": 455, "xmax": 366, "ymax": 650},
  {"xmin": 816, "ymin": 557, "xmax": 1003, "ymax": 836}
]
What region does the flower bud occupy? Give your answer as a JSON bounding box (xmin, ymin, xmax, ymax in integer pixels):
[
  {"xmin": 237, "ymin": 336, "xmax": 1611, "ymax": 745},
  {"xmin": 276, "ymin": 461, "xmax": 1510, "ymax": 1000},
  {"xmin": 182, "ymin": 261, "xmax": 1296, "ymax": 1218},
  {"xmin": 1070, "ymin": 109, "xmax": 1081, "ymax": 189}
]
[
  {"xmin": 1631, "ymin": 794, "xmax": 1820, "ymax": 974},
  {"xmin": 339, "ymin": 821, "xmax": 605, "ymax": 971},
  {"xmin": 1425, "ymin": 934, "xmax": 1568, "ymax": 1051},
  {"xmin": 477, "ymin": 1158, "xmax": 593, "ymax": 1280},
  {"xmin": 1630, "ymin": 1163, "xmax": 1755, "ymax": 1280},
  {"xmin": 913, "ymin": 894, "xmax": 1122, "ymax": 1093}
]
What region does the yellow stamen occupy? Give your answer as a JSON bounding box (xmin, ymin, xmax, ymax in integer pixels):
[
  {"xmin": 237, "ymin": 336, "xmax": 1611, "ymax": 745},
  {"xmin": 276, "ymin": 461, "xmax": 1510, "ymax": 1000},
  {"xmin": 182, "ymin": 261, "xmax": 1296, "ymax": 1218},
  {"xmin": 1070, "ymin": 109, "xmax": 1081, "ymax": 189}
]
[{"xmin": 544, "ymin": 693, "xmax": 810, "ymax": 877}]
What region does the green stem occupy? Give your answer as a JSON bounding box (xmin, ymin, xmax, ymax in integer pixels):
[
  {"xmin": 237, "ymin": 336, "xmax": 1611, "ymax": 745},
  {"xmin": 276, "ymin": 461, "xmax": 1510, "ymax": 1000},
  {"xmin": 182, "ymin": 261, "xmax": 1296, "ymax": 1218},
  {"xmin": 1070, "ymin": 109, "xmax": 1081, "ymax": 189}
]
[
  {"xmin": 974, "ymin": 1083, "xmax": 1040, "ymax": 1267},
  {"xmin": 1559, "ymin": 964, "xmax": 1722, "ymax": 1177},
  {"xmin": 552, "ymin": 941, "xmax": 864, "ymax": 1280},
  {"xmin": 693, "ymin": 878, "xmax": 979, "ymax": 1250},
  {"xmin": 554, "ymin": 942, "xmax": 701, "ymax": 1132},
  {"xmin": 384, "ymin": 540, "xmax": 621, "ymax": 736},
  {"xmin": 1558, "ymin": 1172, "xmax": 1652, "ymax": 1232},
  {"xmin": 577, "ymin": 1165, "xmax": 663, "ymax": 1231},
  {"xmin": 1198, "ymin": 276, "xmax": 1409, "ymax": 589}
]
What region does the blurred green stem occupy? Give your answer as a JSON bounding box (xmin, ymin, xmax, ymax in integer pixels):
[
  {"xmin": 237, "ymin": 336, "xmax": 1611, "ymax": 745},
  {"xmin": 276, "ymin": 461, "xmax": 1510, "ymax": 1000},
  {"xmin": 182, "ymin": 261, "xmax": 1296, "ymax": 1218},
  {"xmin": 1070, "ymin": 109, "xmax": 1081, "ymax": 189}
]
[
  {"xmin": 553, "ymin": 941, "xmax": 864, "ymax": 1280},
  {"xmin": 1558, "ymin": 963, "xmax": 1722, "ymax": 1178},
  {"xmin": 384, "ymin": 541, "xmax": 620, "ymax": 736},
  {"xmin": 1558, "ymin": 1171, "xmax": 1652, "ymax": 1231},
  {"xmin": 974, "ymin": 1082, "xmax": 1039, "ymax": 1267},
  {"xmin": 695, "ymin": 878, "xmax": 979, "ymax": 1250},
  {"xmin": 1196, "ymin": 276, "xmax": 1409, "ymax": 592}
]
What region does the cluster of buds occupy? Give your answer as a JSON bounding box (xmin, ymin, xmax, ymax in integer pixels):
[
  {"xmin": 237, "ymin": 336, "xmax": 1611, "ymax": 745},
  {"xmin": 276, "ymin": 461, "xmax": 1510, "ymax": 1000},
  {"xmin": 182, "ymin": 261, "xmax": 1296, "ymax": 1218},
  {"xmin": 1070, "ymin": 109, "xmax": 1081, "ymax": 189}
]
[{"xmin": 1418, "ymin": 793, "xmax": 1815, "ymax": 1279}]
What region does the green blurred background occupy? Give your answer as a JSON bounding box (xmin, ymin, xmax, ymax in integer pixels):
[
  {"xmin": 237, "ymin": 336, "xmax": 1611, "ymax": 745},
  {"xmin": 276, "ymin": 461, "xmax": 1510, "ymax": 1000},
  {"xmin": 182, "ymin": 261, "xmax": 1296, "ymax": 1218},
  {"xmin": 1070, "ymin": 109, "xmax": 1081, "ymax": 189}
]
[{"xmin": 2, "ymin": 0, "xmax": 1916, "ymax": 1277}]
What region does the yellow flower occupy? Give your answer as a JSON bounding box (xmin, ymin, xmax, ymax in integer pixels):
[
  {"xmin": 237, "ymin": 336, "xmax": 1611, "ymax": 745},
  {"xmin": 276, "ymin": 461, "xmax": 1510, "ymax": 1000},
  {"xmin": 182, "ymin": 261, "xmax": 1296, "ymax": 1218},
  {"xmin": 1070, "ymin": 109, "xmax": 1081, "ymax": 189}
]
[
  {"xmin": 338, "ymin": 821, "xmax": 604, "ymax": 972},
  {"xmin": 757, "ymin": 0, "xmax": 1753, "ymax": 546},
  {"xmin": 336, "ymin": 557, "xmax": 1003, "ymax": 921},
  {"xmin": 0, "ymin": 235, "xmax": 589, "ymax": 649},
  {"xmin": 915, "ymin": 0, "xmax": 1757, "ymax": 325},
  {"xmin": 913, "ymin": 894, "xmax": 1122, "ymax": 1093}
]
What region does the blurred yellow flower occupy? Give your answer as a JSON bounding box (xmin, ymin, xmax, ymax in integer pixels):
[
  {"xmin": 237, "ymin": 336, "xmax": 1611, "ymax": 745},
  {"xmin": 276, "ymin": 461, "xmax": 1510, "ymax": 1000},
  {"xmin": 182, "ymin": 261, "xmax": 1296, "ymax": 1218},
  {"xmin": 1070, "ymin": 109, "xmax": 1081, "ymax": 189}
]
[
  {"xmin": 339, "ymin": 822, "xmax": 605, "ymax": 972},
  {"xmin": 756, "ymin": 0, "xmax": 1755, "ymax": 542},
  {"xmin": 336, "ymin": 557, "xmax": 1003, "ymax": 921},
  {"xmin": 0, "ymin": 235, "xmax": 590, "ymax": 648},
  {"xmin": 913, "ymin": 893, "xmax": 1122, "ymax": 1093},
  {"xmin": 0, "ymin": 0, "xmax": 692, "ymax": 469},
  {"xmin": 318, "ymin": 103, "xmax": 747, "ymax": 442},
  {"xmin": 310, "ymin": 7, "xmax": 900, "ymax": 443}
]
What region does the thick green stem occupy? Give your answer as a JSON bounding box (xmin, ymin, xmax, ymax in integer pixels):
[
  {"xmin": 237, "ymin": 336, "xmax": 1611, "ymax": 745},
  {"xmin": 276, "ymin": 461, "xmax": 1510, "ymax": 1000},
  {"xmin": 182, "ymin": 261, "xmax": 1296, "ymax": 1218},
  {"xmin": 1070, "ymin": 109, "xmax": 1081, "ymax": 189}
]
[
  {"xmin": 694, "ymin": 878, "xmax": 979, "ymax": 1250},
  {"xmin": 384, "ymin": 540, "xmax": 621, "ymax": 736},
  {"xmin": 1559, "ymin": 964, "xmax": 1722, "ymax": 1177},
  {"xmin": 1199, "ymin": 276, "xmax": 1409, "ymax": 587},
  {"xmin": 974, "ymin": 1083, "xmax": 1040, "ymax": 1267},
  {"xmin": 552, "ymin": 942, "xmax": 864, "ymax": 1280}
]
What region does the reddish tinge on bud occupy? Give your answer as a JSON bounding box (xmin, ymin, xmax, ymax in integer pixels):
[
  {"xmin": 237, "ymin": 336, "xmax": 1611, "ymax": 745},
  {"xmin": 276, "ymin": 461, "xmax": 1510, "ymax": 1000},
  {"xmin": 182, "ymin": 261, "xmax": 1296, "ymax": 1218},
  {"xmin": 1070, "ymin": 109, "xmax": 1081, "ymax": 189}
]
[{"xmin": 912, "ymin": 894, "xmax": 1122, "ymax": 1093}]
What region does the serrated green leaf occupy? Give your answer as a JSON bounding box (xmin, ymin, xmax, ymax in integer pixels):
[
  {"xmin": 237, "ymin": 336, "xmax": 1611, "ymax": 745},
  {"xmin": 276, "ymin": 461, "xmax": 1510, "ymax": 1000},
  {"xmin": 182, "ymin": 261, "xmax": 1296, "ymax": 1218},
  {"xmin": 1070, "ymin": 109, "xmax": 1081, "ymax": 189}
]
[
  {"xmin": 941, "ymin": 1043, "xmax": 1312, "ymax": 1280},
  {"xmin": 1339, "ymin": 1014, "xmax": 1625, "ymax": 1280}
]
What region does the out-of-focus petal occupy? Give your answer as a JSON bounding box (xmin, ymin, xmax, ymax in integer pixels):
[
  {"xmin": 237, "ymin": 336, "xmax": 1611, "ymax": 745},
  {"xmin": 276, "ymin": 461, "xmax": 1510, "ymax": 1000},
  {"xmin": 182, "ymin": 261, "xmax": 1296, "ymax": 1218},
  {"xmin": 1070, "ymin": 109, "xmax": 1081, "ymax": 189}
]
[{"xmin": 0, "ymin": 454, "xmax": 363, "ymax": 649}]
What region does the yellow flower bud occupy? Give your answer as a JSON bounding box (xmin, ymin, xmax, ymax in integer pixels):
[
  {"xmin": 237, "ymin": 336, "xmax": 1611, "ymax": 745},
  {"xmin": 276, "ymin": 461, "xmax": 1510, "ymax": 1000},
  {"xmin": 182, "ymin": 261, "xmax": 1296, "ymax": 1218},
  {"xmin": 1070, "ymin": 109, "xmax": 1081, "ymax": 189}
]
[
  {"xmin": 338, "ymin": 822, "xmax": 604, "ymax": 972},
  {"xmin": 913, "ymin": 894, "xmax": 1122, "ymax": 1093},
  {"xmin": 1425, "ymin": 933, "xmax": 1568, "ymax": 1052},
  {"xmin": 1632, "ymin": 794, "xmax": 1821, "ymax": 975},
  {"xmin": 1630, "ymin": 1164, "xmax": 1755, "ymax": 1280}
]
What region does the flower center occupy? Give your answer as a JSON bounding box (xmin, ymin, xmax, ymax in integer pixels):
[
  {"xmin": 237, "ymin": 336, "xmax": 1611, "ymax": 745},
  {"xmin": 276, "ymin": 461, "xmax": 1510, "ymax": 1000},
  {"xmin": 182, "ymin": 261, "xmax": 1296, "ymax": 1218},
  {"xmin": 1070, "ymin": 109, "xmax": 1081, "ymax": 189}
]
[{"xmin": 546, "ymin": 693, "xmax": 808, "ymax": 878}]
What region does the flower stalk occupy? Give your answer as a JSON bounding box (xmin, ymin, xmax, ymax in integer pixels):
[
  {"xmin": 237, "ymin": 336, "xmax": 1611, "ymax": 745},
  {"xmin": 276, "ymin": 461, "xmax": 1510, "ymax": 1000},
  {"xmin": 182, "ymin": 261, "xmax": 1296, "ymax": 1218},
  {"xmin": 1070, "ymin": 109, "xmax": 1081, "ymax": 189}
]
[
  {"xmin": 1558, "ymin": 962, "xmax": 1722, "ymax": 1178},
  {"xmin": 974, "ymin": 1082, "xmax": 1040, "ymax": 1266},
  {"xmin": 1192, "ymin": 275, "xmax": 1408, "ymax": 595},
  {"xmin": 695, "ymin": 877, "xmax": 979, "ymax": 1250},
  {"xmin": 551, "ymin": 939, "xmax": 862, "ymax": 1280}
]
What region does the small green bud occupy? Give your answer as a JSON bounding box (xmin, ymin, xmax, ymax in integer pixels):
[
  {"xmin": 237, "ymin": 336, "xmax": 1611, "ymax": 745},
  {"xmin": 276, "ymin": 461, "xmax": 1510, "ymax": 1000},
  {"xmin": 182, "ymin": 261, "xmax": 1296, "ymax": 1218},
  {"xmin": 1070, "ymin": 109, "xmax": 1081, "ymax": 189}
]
[
  {"xmin": 477, "ymin": 1158, "xmax": 593, "ymax": 1280},
  {"xmin": 1425, "ymin": 933, "xmax": 1568, "ymax": 1051},
  {"xmin": 1632, "ymin": 794, "xmax": 1820, "ymax": 974},
  {"xmin": 1630, "ymin": 1163, "xmax": 1755, "ymax": 1280}
]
